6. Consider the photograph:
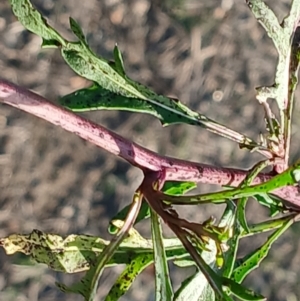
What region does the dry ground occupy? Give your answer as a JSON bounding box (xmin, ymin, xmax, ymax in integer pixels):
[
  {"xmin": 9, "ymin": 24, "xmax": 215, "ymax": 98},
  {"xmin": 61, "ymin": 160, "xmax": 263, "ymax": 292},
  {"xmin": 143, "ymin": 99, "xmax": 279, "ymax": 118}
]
[{"xmin": 1, "ymin": 0, "xmax": 300, "ymax": 300}]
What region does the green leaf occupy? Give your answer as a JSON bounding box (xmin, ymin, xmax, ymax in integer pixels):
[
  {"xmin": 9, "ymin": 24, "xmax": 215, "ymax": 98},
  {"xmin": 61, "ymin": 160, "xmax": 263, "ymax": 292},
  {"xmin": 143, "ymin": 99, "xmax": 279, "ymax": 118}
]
[
  {"xmin": 173, "ymin": 201, "xmax": 266, "ymax": 301},
  {"xmin": 57, "ymin": 192, "xmax": 144, "ymax": 301},
  {"xmin": 0, "ymin": 229, "xmax": 102, "ymax": 273},
  {"xmin": 60, "ymin": 84, "xmax": 186, "ymax": 125},
  {"xmin": 162, "ymin": 181, "xmax": 196, "ymax": 195},
  {"xmin": 236, "ymin": 160, "xmax": 273, "ymax": 233},
  {"xmin": 0, "ymin": 227, "xmax": 190, "ymax": 300},
  {"xmin": 173, "ymin": 257, "xmax": 194, "ymax": 267},
  {"xmin": 150, "ymin": 209, "xmax": 173, "ymax": 301},
  {"xmin": 174, "ymin": 271, "xmax": 215, "ymax": 301},
  {"xmin": 253, "ymin": 193, "xmax": 283, "ymax": 216},
  {"xmin": 10, "ymin": 0, "xmax": 65, "ymax": 46},
  {"xmin": 174, "ymin": 238, "xmax": 217, "ymax": 301},
  {"xmin": 69, "ymin": 17, "xmax": 87, "ymax": 43},
  {"xmin": 232, "ymin": 217, "xmax": 294, "ymax": 284},
  {"xmin": 218, "ymin": 201, "xmax": 241, "ymax": 278},
  {"xmin": 113, "ymin": 44, "xmax": 126, "ymax": 76},
  {"xmin": 104, "ymin": 254, "xmax": 153, "ymax": 301},
  {"xmin": 9, "ymin": 0, "xmax": 258, "ymax": 148},
  {"xmin": 0, "ymin": 229, "xmax": 146, "ymax": 272},
  {"xmin": 105, "ymin": 223, "xmax": 190, "ymax": 300},
  {"xmin": 222, "ymin": 277, "xmax": 266, "ymax": 301}
]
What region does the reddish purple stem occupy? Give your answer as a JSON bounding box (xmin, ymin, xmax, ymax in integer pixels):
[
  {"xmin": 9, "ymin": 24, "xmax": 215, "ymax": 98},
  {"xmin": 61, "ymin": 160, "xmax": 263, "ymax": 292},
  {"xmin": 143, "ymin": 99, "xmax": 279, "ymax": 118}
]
[{"xmin": 0, "ymin": 79, "xmax": 299, "ymax": 208}]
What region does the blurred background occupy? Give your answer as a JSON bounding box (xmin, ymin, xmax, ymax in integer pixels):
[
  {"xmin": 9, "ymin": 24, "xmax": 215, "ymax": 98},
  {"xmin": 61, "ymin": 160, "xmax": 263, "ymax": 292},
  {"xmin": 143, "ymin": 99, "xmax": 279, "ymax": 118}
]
[{"xmin": 1, "ymin": 0, "xmax": 300, "ymax": 300}]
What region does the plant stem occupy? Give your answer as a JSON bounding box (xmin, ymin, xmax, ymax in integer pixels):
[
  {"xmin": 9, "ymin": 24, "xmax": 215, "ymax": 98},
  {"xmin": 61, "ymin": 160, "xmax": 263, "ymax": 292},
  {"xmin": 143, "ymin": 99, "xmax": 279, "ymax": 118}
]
[{"xmin": 1, "ymin": 79, "xmax": 300, "ymax": 208}]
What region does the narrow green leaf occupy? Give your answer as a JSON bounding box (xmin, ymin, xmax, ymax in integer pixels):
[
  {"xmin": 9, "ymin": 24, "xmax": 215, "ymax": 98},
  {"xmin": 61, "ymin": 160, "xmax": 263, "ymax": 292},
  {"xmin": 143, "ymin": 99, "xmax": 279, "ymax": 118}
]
[
  {"xmin": 162, "ymin": 181, "xmax": 196, "ymax": 195},
  {"xmin": 174, "ymin": 238, "xmax": 217, "ymax": 301},
  {"xmin": 56, "ymin": 192, "xmax": 143, "ymax": 301},
  {"xmin": 69, "ymin": 17, "xmax": 87, "ymax": 43},
  {"xmin": 242, "ymin": 215, "xmax": 295, "ymax": 237},
  {"xmin": 174, "ymin": 271, "xmax": 215, "ymax": 301},
  {"xmin": 174, "ymin": 200, "xmax": 265, "ymax": 301},
  {"xmin": 113, "ymin": 44, "xmax": 126, "ymax": 76},
  {"xmin": 60, "ymin": 84, "xmax": 185, "ymax": 125},
  {"xmin": 232, "ymin": 217, "xmax": 294, "ymax": 284},
  {"xmin": 105, "ymin": 232, "xmax": 189, "ymax": 300},
  {"xmin": 222, "ymin": 277, "xmax": 266, "ymax": 301},
  {"xmin": 253, "ymin": 193, "xmax": 283, "ymax": 216},
  {"xmin": 9, "ymin": 0, "xmax": 65, "ymax": 46},
  {"xmin": 151, "ymin": 209, "xmax": 173, "ymax": 301},
  {"xmin": 173, "ymin": 257, "xmax": 194, "ymax": 267},
  {"xmin": 218, "ymin": 201, "xmax": 241, "ymax": 278},
  {"xmin": 105, "ymin": 254, "xmax": 153, "ymax": 301}
]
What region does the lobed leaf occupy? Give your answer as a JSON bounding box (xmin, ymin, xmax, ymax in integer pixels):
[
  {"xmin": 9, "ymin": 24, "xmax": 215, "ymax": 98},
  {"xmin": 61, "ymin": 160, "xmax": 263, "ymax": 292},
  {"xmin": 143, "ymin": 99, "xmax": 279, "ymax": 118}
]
[{"xmin": 9, "ymin": 0, "xmax": 258, "ymax": 148}]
